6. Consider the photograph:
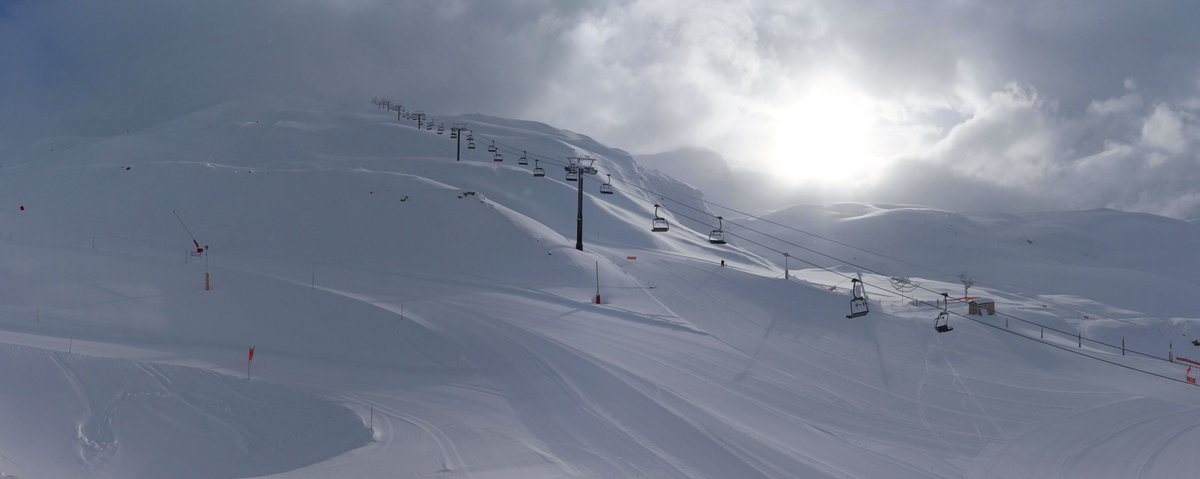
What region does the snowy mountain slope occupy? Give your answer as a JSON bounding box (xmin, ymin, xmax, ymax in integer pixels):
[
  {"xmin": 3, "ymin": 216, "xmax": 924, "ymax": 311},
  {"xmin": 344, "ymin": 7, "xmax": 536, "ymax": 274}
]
[
  {"xmin": 739, "ymin": 203, "xmax": 1200, "ymax": 318},
  {"xmin": 0, "ymin": 104, "xmax": 1198, "ymax": 478},
  {"xmin": 0, "ymin": 342, "xmax": 368, "ymax": 479}
]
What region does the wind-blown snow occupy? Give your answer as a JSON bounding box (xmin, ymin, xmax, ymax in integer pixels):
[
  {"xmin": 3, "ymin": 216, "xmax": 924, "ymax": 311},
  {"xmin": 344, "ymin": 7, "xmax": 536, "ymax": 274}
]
[{"xmin": 0, "ymin": 104, "xmax": 1197, "ymax": 478}]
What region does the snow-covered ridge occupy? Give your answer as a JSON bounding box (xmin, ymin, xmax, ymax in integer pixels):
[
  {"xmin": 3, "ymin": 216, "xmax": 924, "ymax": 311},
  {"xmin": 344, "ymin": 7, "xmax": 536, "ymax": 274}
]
[{"xmin": 1, "ymin": 103, "xmax": 1198, "ymax": 478}]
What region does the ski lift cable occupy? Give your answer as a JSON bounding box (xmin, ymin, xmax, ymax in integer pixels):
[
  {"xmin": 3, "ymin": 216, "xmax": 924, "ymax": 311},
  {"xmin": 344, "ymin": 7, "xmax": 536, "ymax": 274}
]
[
  {"xmin": 466, "ymin": 123, "xmax": 1181, "ymax": 333},
  {"xmin": 607, "ymin": 180, "xmax": 1176, "ymax": 365},
  {"xmin": 39, "ymin": 167, "xmax": 1200, "ymax": 389},
  {"xmin": 172, "ymin": 210, "xmax": 203, "ymax": 252},
  {"xmin": 608, "ymin": 184, "xmax": 837, "ymax": 273},
  {"xmin": 900, "ymin": 291, "xmax": 1196, "ymax": 387},
  {"xmin": 599, "ymin": 165, "xmax": 1140, "ymax": 321},
  {"xmin": 400, "ymin": 109, "xmax": 1192, "ymax": 381},
  {"xmin": 466, "ymin": 129, "xmax": 932, "ymax": 286},
  {"xmin": 607, "ymin": 189, "xmax": 1190, "ymax": 387},
  {"xmin": 450, "ymin": 111, "xmax": 1179, "ymax": 344},
  {"xmin": 599, "ymin": 169, "xmax": 1108, "ymax": 308},
  {"xmin": 469, "ymin": 133, "xmax": 560, "ymax": 161},
  {"xmin": 606, "ymin": 171, "xmax": 1171, "ymax": 336},
  {"xmin": 474, "ymin": 135, "xmax": 576, "ymax": 170},
  {"xmin": 389, "ymin": 108, "xmax": 1194, "ymax": 383},
  {"xmin": 889, "ymin": 276, "xmax": 921, "ymax": 292},
  {"xmin": 719, "ymin": 216, "xmax": 1188, "ymax": 344},
  {"xmin": 728, "ymin": 210, "xmax": 1173, "ymax": 363},
  {"xmin": 631, "ymin": 198, "xmax": 1180, "ymax": 363},
  {"xmin": 711, "ymin": 214, "xmax": 1179, "ymax": 364}
]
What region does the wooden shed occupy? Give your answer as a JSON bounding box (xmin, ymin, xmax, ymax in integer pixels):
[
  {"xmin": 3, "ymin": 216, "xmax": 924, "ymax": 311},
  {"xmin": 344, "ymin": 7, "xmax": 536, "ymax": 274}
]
[{"xmin": 968, "ymin": 298, "xmax": 996, "ymax": 316}]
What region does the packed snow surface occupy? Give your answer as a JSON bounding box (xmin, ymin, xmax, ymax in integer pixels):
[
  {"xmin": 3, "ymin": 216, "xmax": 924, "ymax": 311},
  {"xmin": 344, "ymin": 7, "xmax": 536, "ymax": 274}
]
[{"xmin": 1, "ymin": 104, "xmax": 1198, "ymax": 478}]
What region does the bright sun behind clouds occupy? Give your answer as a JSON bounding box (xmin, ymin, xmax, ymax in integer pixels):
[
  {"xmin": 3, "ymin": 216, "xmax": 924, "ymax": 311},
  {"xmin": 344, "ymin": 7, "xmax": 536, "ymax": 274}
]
[{"xmin": 766, "ymin": 80, "xmax": 881, "ymax": 186}]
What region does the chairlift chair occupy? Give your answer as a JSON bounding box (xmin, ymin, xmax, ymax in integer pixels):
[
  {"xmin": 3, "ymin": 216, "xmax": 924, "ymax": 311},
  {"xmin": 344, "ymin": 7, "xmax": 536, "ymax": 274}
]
[
  {"xmin": 565, "ymin": 165, "xmax": 579, "ymax": 181},
  {"xmin": 519, "ymin": 151, "xmax": 528, "ymax": 166},
  {"xmin": 450, "ymin": 129, "xmax": 458, "ymax": 139},
  {"xmin": 651, "ymin": 204, "xmax": 670, "ymax": 232},
  {"xmin": 708, "ymin": 216, "xmax": 727, "ymax": 244},
  {"xmin": 599, "ymin": 174, "xmax": 614, "ymax": 194},
  {"xmin": 934, "ymin": 293, "xmax": 953, "ymax": 332},
  {"xmin": 488, "ymin": 141, "xmax": 497, "ymax": 153},
  {"xmin": 846, "ymin": 275, "xmax": 870, "ymax": 319},
  {"xmin": 934, "ymin": 312, "xmax": 952, "ymax": 333},
  {"xmin": 426, "ymin": 122, "xmax": 433, "ymax": 131},
  {"xmin": 533, "ymin": 160, "xmax": 546, "ymax": 177},
  {"xmin": 493, "ymin": 151, "xmax": 503, "ymax": 162},
  {"xmin": 437, "ymin": 124, "xmax": 444, "ymax": 134}
]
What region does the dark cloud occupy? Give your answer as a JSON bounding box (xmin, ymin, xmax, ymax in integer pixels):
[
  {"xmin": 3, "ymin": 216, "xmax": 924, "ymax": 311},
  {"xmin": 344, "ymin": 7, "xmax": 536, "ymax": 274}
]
[
  {"xmin": 2, "ymin": 1, "xmax": 1199, "ymax": 217},
  {"xmin": 0, "ymin": 0, "xmax": 596, "ymax": 138}
]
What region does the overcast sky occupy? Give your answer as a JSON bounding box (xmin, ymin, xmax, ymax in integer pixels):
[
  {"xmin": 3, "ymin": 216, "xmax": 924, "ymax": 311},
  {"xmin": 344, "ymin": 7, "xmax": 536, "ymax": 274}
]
[{"xmin": 3, "ymin": 1, "xmax": 1199, "ymax": 217}]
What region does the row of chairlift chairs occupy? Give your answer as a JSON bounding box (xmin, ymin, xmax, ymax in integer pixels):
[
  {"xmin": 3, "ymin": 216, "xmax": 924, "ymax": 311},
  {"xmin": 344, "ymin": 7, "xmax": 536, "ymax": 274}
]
[
  {"xmin": 451, "ymin": 127, "xmax": 732, "ymax": 278},
  {"xmin": 844, "ymin": 273, "xmax": 953, "ymax": 333},
  {"xmin": 520, "ymin": 150, "xmax": 728, "ymax": 243},
  {"xmin": 647, "ymin": 207, "xmax": 726, "ymax": 244},
  {"xmin": 451, "ymin": 125, "xmax": 949, "ymax": 332},
  {"xmin": 451, "ymin": 127, "xmax": 578, "ymax": 179},
  {"xmin": 441, "ymin": 125, "xmax": 952, "ymax": 330},
  {"xmin": 454, "ymin": 126, "xmax": 540, "ymax": 175}
]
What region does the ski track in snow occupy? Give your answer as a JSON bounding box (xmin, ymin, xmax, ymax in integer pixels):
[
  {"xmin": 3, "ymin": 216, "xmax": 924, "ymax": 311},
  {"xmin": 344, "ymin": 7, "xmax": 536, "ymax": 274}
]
[{"xmin": 3, "ymin": 106, "xmax": 1200, "ymax": 478}]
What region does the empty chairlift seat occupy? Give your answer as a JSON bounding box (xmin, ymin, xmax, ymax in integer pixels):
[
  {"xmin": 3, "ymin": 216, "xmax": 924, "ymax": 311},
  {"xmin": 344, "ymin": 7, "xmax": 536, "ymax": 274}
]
[
  {"xmin": 935, "ymin": 294, "xmax": 952, "ymax": 332},
  {"xmin": 846, "ymin": 274, "xmax": 869, "ymax": 319},
  {"xmin": 651, "ymin": 204, "xmax": 670, "ymax": 232},
  {"xmin": 599, "ymin": 174, "xmax": 614, "ymax": 194},
  {"xmin": 708, "ymin": 216, "xmax": 727, "ymax": 244}
]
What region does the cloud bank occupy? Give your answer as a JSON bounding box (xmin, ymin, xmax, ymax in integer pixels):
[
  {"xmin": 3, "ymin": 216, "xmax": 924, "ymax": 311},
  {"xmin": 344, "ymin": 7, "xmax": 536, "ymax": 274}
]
[{"xmin": 2, "ymin": 1, "xmax": 1199, "ymax": 217}]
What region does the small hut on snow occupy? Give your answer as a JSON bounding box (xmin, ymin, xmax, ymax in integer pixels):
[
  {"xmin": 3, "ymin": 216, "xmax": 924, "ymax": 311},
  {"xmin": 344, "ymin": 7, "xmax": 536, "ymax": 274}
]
[{"xmin": 969, "ymin": 298, "xmax": 996, "ymax": 316}]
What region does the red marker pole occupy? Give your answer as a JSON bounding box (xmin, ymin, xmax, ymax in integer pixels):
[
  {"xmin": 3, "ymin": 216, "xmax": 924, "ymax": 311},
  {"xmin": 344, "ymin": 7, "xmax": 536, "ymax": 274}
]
[{"xmin": 247, "ymin": 346, "xmax": 255, "ymax": 380}]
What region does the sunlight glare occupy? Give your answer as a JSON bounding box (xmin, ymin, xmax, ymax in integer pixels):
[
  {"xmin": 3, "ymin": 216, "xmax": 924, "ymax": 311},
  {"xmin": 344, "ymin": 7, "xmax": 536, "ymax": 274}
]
[{"xmin": 767, "ymin": 82, "xmax": 878, "ymax": 185}]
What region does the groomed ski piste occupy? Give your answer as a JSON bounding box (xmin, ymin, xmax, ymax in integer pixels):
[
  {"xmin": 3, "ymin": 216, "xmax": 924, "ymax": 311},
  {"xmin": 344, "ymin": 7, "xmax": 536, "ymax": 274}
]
[{"xmin": 1, "ymin": 102, "xmax": 1198, "ymax": 478}]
